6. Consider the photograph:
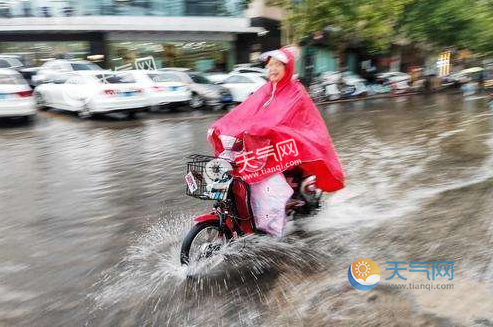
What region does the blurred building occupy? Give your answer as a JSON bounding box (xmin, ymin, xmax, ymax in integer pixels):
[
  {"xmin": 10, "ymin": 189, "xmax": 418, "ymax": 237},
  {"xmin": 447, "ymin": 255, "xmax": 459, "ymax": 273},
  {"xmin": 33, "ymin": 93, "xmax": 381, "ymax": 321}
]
[
  {"xmin": 241, "ymin": 0, "xmax": 283, "ymax": 63},
  {"xmin": 297, "ymin": 29, "xmax": 356, "ymax": 83},
  {"xmin": 0, "ymin": 0, "xmax": 281, "ymax": 71},
  {"xmin": 298, "ymin": 30, "xmax": 428, "ymax": 83}
]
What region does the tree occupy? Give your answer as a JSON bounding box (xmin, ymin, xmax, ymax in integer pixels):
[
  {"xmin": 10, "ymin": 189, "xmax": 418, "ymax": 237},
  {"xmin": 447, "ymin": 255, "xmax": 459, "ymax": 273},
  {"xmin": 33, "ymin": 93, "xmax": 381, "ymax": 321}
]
[
  {"xmin": 246, "ymin": 0, "xmax": 412, "ymax": 64},
  {"xmin": 401, "ymin": 0, "xmax": 493, "ymax": 56},
  {"xmin": 244, "ymin": 0, "xmax": 493, "ymax": 57}
]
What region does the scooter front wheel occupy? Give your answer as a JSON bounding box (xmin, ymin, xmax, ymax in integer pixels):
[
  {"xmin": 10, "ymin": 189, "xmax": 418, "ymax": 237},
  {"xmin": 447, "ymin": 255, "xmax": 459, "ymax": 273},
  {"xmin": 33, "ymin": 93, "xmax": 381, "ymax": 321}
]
[{"xmin": 180, "ymin": 220, "xmax": 231, "ymax": 265}]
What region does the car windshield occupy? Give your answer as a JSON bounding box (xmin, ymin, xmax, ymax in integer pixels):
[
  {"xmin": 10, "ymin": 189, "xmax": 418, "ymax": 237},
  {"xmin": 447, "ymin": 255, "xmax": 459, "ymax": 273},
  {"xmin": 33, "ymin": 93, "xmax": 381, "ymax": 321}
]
[
  {"xmin": 0, "ymin": 58, "xmax": 23, "ymax": 68},
  {"xmin": 95, "ymin": 73, "xmax": 135, "ymax": 84},
  {"xmin": 146, "ymin": 72, "xmax": 175, "ymax": 83},
  {"xmin": 71, "ymin": 63, "xmax": 102, "ymax": 71},
  {"xmin": 0, "ymin": 73, "xmax": 26, "ymax": 85},
  {"xmin": 190, "ymin": 74, "xmax": 211, "ymax": 84}
]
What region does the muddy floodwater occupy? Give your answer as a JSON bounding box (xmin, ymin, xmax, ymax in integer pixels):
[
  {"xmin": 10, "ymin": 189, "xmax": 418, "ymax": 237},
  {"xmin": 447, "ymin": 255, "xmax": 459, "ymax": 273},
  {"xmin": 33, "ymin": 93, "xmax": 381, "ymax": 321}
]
[{"xmin": 0, "ymin": 94, "xmax": 492, "ymax": 326}]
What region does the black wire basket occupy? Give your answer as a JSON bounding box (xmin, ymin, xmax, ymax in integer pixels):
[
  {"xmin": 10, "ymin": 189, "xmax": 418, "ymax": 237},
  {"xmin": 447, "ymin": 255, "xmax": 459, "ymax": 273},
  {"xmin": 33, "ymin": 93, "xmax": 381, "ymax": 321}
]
[{"xmin": 185, "ymin": 154, "xmax": 234, "ymax": 200}]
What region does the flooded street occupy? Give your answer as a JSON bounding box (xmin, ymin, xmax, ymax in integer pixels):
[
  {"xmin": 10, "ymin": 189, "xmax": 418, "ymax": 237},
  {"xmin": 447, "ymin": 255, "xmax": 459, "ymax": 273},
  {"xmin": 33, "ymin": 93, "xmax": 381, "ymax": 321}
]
[{"xmin": 1, "ymin": 94, "xmax": 492, "ymax": 326}]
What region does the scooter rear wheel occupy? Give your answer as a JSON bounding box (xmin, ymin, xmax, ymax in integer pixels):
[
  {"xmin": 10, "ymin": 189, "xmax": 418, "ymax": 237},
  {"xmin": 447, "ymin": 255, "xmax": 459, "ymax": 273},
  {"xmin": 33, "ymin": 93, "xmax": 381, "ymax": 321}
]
[{"xmin": 180, "ymin": 220, "xmax": 231, "ymax": 265}]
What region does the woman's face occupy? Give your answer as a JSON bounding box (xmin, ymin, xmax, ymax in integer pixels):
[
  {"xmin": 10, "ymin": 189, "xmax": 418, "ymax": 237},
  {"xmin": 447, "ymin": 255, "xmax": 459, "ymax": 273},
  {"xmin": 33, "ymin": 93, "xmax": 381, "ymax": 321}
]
[{"xmin": 266, "ymin": 58, "xmax": 286, "ymax": 83}]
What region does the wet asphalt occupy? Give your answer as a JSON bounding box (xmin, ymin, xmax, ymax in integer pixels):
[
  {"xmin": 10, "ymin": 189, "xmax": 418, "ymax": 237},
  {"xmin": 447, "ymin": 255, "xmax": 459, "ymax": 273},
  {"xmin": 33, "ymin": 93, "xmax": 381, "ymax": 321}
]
[{"xmin": 0, "ymin": 94, "xmax": 492, "ymax": 327}]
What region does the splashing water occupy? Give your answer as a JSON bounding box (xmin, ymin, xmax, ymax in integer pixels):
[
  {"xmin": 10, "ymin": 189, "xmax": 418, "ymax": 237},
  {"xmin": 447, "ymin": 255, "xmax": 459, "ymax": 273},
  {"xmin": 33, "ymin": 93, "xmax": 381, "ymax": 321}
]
[
  {"xmin": 91, "ymin": 211, "xmax": 337, "ymax": 326},
  {"xmin": 92, "ymin": 213, "xmax": 190, "ymax": 306}
]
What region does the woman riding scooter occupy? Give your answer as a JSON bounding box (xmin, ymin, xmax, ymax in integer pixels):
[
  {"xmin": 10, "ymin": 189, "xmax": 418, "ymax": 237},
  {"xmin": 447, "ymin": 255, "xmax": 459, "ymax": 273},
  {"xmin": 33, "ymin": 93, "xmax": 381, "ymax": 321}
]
[{"xmin": 207, "ymin": 46, "xmax": 345, "ymax": 237}]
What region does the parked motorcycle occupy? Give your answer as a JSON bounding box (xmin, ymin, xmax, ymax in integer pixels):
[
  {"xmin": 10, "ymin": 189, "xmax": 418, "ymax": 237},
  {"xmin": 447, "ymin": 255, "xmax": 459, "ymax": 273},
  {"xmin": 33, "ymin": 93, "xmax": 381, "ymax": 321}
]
[
  {"xmin": 340, "ymin": 80, "xmax": 368, "ymax": 98},
  {"xmin": 367, "ymin": 83, "xmax": 391, "ymax": 95},
  {"xmin": 308, "ymin": 78, "xmax": 340, "ymax": 102},
  {"xmin": 308, "ymin": 75, "xmax": 368, "ymax": 102},
  {"xmin": 180, "ymin": 154, "xmax": 320, "ymax": 265}
]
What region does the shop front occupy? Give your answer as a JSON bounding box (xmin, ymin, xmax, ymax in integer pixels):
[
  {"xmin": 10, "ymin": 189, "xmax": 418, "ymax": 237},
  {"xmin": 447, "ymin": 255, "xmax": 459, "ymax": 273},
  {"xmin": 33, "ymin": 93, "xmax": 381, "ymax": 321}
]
[{"xmin": 108, "ymin": 40, "xmax": 235, "ymax": 72}]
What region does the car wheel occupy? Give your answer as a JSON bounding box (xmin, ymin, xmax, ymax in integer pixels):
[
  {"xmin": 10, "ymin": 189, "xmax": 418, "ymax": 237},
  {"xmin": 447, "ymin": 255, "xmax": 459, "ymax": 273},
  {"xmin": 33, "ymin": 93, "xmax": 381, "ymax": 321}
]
[
  {"xmin": 19, "ymin": 115, "xmax": 34, "ymax": 124},
  {"xmin": 189, "ymin": 93, "xmax": 205, "ymax": 109},
  {"xmin": 35, "ymin": 91, "xmax": 46, "ymax": 110},
  {"xmin": 211, "ymin": 104, "xmax": 224, "ymax": 111},
  {"xmin": 78, "ymin": 106, "xmax": 92, "ymax": 119}
]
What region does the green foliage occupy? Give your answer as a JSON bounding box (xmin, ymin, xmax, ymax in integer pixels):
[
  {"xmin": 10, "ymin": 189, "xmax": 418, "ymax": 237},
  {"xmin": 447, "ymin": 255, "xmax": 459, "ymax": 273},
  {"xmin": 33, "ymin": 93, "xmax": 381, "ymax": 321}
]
[
  {"xmin": 401, "ymin": 0, "xmax": 493, "ymax": 54},
  {"xmin": 279, "ymin": 0, "xmax": 412, "ymax": 53},
  {"xmin": 250, "ymin": 0, "xmax": 493, "ymax": 55}
]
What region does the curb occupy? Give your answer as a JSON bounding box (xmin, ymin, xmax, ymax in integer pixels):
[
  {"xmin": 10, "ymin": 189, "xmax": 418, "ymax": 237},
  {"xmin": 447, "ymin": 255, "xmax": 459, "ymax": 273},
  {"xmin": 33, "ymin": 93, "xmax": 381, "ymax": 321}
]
[{"xmin": 315, "ymin": 92, "xmax": 421, "ymax": 105}]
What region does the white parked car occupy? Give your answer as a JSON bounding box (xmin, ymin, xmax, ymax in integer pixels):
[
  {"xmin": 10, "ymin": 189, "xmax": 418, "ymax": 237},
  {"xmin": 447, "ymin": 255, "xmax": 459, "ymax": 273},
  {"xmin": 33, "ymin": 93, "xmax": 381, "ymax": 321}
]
[
  {"xmin": 231, "ymin": 66, "xmax": 267, "ymax": 77},
  {"xmin": 0, "ymin": 69, "xmax": 36, "ymax": 119},
  {"xmin": 377, "ymin": 72, "xmax": 410, "ymax": 82},
  {"xmin": 206, "ymin": 73, "xmax": 230, "ymax": 84},
  {"xmin": 219, "ymin": 73, "xmax": 267, "ymax": 102},
  {"xmin": 35, "ymin": 71, "xmax": 147, "ymax": 118},
  {"xmin": 33, "ymin": 60, "xmax": 104, "ymax": 85},
  {"xmin": 377, "ymin": 72, "xmax": 410, "ymax": 80},
  {"xmin": 126, "ymin": 70, "xmax": 191, "ymax": 110},
  {"xmin": 450, "ymin": 67, "xmax": 484, "ymax": 85},
  {"xmin": 376, "ymin": 72, "xmax": 411, "ymax": 92}
]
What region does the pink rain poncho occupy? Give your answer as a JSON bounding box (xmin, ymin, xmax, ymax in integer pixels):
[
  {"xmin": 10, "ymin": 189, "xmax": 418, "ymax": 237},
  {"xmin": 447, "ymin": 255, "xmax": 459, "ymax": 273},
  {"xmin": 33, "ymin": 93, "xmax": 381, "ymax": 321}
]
[{"xmin": 207, "ymin": 47, "xmax": 345, "ymax": 235}]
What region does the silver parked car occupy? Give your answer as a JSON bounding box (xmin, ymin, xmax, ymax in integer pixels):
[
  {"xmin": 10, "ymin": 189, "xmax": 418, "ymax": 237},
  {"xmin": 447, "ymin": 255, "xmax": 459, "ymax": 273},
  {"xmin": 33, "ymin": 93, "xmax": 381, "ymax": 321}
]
[
  {"xmin": 157, "ymin": 69, "xmax": 233, "ymax": 109},
  {"xmin": 33, "ymin": 59, "xmax": 104, "ymax": 85}
]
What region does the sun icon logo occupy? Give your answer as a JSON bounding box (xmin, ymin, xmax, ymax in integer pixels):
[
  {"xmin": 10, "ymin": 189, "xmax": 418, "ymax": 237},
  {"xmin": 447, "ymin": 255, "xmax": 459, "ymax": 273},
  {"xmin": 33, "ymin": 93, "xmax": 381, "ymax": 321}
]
[
  {"xmin": 348, "ymin": 258, "xmax": 380, "ymax": 291},
  {"xmin": 355, "ymin": 260, "xmax": 371, "ymax": 277}
]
